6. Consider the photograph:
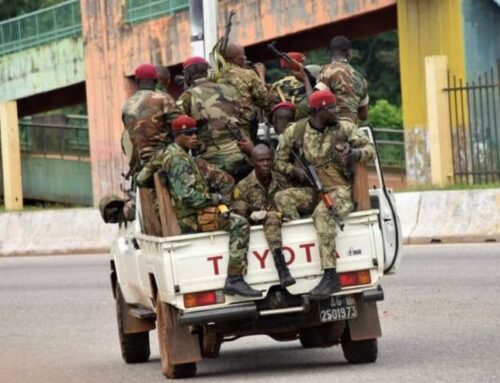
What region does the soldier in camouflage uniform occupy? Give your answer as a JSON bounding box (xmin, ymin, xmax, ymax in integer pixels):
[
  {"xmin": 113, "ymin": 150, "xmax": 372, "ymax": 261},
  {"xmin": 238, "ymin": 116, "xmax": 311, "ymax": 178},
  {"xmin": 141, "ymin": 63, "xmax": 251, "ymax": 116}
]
[
  {"xmin": 177, "ymin": 56, "xmax": 253, "ymax": 181},
  {"xmin": 233, "ymin": 144, "xmax": 295, "ymax": 288},
  {"xmin": 316, "ymin": 36, "xmax": 369, "ymax": 124},
  {"xmin": 274, "ymin": 90, "xmax": 375, "ymax": 300},
  {"xmin": 136, "ymin": 115, "xmax": 261, "ymax": 298},
  {"xmin": 121, "ymin": 64, "xmax": 179, "ymax": 175},
  {"xmin": 220, "ymin": 43, "xmax": 271, "ymax": 139}
]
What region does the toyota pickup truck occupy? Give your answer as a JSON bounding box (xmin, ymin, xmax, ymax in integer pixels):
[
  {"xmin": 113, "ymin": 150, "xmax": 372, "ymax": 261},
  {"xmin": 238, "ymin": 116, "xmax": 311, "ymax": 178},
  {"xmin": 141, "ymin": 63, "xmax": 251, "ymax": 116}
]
[{"xmin": 109, "ymin": 127, "xmax": 402, "ymax": 379}]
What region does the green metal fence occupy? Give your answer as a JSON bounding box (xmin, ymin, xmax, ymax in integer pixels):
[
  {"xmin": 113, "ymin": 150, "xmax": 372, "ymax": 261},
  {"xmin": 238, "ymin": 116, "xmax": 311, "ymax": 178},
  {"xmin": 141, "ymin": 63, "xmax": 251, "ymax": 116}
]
[
  {"xmin": 0, "ymin": 0, "xmax": 82, "ymax": 56},
  {"xmin": 371, "ymin": 127, "xmax": 406, "ymax": 170},
  {"xmin": 125, "ymin": 0, "xmax": 189, "ymax": 23}
]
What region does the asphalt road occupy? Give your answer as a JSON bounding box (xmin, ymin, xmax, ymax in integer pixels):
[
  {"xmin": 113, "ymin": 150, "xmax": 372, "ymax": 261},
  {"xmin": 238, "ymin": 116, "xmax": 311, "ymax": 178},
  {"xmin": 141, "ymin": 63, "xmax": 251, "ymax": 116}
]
[{"xmin": 1, "ymin": 244, "xmax": 500, "ymax": 383}]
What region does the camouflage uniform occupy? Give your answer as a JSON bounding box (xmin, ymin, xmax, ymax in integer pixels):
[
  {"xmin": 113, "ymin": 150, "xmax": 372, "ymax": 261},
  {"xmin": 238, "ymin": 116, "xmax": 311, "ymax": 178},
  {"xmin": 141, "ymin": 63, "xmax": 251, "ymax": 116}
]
[
  {"xmin": 274, "ymin": 119, "xmax": 375, "ymax": 269},
  {"xmin": 121, "ymin": 89, "xmax": 179, "ymax": 169},
  {"xmin": 218, "ymin": 63, "xmax": 271, "ymax": 136},
  {"xmin": 316, "ymin": 58, "xmax": 368, "ymax": 123},
  {"xmin": 270, "ymin": 76, "xmax": 308, "ymax": 121},
  {"xmin": 136, "ymin": 143, "xmax": 249, "ymax": 277},
  {"xmin": 177, "ymin": 77, "xmax": 249, "ymax": 176},
  {"xmin": 233, "ymin": 170, "xmax": 289, "ymax": 252}
]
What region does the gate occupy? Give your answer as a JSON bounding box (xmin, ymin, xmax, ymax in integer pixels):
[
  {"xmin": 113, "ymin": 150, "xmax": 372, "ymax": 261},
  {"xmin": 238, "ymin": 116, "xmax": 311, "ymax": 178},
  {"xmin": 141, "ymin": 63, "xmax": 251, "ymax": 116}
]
[{"xmin": 444, "ymin": 60, "xmax": 500, "ymax": 184}]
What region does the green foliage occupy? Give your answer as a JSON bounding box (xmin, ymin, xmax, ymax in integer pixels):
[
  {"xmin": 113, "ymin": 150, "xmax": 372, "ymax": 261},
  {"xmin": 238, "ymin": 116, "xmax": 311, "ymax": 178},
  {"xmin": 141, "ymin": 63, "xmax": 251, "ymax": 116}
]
[
  {"xmin": 367, "ymin": 99, "xmax": 403, "ymax": 128},
  {"xmin": 0, "ymin": 0, "xmax": 63, "ymax": 21}
]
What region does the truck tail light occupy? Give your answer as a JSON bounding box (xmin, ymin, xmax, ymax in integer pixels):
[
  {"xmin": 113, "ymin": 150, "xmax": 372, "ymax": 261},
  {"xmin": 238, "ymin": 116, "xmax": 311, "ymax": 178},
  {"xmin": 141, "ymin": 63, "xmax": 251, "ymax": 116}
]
[
  {"xmin": 183, "ymin": 290, "xmax": 225, "ymax": 308},
  {"xmin": 339, "ymin": 270, "xmax": 371, "ymax": 287}
]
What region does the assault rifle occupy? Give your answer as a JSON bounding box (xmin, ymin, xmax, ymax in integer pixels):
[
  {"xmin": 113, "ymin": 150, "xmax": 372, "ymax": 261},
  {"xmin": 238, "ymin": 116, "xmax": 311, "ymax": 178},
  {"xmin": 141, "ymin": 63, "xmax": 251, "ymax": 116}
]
[
  {"xmin": 267, "ymin": 41, "xmax": 316, "ymax": 87},
  {"xmin": 227, "ymin": 124, "xmax": 244, "ymax": 142},
  {"xmin": 219, "ymin": 10, "xmax": 236, "ymax": 57},
  {"xmin": 291, "ymin": 148, "xmax": 344, "ymax": 231}
]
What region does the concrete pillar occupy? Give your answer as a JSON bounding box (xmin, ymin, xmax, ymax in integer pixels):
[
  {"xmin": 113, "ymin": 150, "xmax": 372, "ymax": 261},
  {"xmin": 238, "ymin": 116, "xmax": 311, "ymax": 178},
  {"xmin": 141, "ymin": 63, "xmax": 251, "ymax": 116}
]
[
  {"xmin": 0, "ymin": 101, "xmax": 23, "ymax": 210},
  {"xmin": 425, "ymin": 56, "xmax": 453, "ymax": 187}
]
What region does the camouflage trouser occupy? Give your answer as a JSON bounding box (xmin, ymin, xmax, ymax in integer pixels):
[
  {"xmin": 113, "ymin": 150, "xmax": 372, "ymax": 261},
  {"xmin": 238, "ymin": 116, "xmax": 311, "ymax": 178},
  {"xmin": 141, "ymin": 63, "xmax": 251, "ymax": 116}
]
[
  {"xmin": 275, "ymin": 186, "xmax": 353, "ymax": 269},
  {"xmin": 179, "ymin": 212, "xmax": 250, "ymax": 278},
  {"xmin": 263, "ymin": 211, "xmax": 282, "ymax": 252}
]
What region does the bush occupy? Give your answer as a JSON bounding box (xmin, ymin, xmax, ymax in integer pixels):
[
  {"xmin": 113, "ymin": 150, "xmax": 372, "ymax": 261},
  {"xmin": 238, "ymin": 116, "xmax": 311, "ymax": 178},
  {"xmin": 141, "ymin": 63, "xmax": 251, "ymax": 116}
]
[{"xmin": 367, "ymin": 99, "xmax": 402, "ymax": 129}]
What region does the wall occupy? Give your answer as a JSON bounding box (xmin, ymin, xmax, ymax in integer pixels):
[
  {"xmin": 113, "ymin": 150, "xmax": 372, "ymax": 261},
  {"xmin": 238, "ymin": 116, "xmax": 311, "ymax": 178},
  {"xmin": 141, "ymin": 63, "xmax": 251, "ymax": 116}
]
[
  {"xmin": 397, "ymin": 0, "xmax": 466, "ymax": 186},
  {"xmin": 81, "ymin": 0, "xmax": 396, "ymax": 203},
  {"xmin": 0, "ymin": 36, "xmax": 84, "ymax": 101}
]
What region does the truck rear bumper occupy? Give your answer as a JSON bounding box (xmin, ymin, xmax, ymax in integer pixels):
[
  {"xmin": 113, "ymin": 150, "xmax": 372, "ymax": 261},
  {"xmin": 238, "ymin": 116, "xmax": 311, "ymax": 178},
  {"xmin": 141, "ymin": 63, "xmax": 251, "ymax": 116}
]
[
  {"xmin": 361, "ymin": 285, "xmax": 384, "ymax": 302},
  {"xmin": 179, "ymin": 302, "xmax": 258, "ymax": 326}
]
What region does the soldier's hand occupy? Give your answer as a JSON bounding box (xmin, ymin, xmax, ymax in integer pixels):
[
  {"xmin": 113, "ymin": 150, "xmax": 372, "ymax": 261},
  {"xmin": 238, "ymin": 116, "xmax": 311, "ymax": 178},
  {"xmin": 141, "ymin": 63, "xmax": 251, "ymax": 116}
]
[
  {"xmin": 253, "ymin": 62, "xmax": 266, "ymax": 77},
  {"xmin": 293, "ymin": 68, "xmax": 306, "ymax": 83},
  {"xmin": 344, "ymin": 148, "xmax": 362, "ymax": 166},
  {"xmin": 237, "ymin": 138, "xmax": 254, "ymax": 156},
  {"xmin": 250, "ymin": 210, "xmax": 267, "ymax": 222},
  {"xmin": 292, "ymin": 166, "xmax": 309, "ymax": 184}
]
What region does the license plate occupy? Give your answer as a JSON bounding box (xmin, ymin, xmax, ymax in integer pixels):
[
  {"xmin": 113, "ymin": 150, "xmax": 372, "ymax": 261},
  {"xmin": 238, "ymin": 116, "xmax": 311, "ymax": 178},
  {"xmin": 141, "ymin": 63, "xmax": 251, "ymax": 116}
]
[{"xmin": 318, "ymin": 295, "xmax": 358, "ymax": 323}]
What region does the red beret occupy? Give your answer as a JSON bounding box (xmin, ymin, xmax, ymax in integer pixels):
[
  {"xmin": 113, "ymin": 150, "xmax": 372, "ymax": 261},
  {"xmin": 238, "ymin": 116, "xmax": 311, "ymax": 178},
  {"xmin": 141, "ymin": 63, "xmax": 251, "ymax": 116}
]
[
  {"xmin": 134, "ymin": 64, "xmax": 157, "ymax": 80},
  {"xmin": 271, "ymin": 101, "xmax": 296, "ymax": 114},
  {"xmin": 308, "ymin": 90, "xmax": 337, "ymax": 109},
  {"xmin": 172, "ymin": 115, "xmax": 197, "ymax": 132},
  {"xmin": 183, "ymin": 56, "xmax": 209, "ymax": 69},
  {"xmin": 280, "ymin": 52, "xmax": 305, "ymax": 69}
]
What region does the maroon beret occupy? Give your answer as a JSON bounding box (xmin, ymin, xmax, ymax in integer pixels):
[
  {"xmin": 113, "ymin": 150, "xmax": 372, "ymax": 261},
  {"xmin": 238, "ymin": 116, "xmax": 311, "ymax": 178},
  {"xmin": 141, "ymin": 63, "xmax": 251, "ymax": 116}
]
[
  {"xmin": 280, "ymin": 52, "xmax": 305, "ymax": 69},
  {"xmin": 271, "ymin": 101, "xmax": 296, "ymax": 114},
  {"xmin": 308, "ymin": 90, "xmax": 337, "ymax": 109},
  {"xmin": 172, "ymin": 115, "xmax": 197, "ymax": 132},
  {"xmin": 134, "ymin": 64, "xmax": 157, "ymax": 80},
  {"xmin": 183, "ymin": 56, "xmax": 209, "ymax": 69}
]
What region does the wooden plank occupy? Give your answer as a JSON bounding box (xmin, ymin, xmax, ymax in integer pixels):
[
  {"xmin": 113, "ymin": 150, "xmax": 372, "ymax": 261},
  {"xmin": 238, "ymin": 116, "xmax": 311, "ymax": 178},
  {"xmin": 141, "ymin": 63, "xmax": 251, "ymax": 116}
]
[
  {"xmin": 154, "ymin": 173, "xmax": 181, "ymax": 237},
  {"xmin": 352, "ymin": 163, "xmax": 370, "ymax": 211},
  {"xmin": 138, "ymin": 188, "xmax": 162, "ymax": 236}
]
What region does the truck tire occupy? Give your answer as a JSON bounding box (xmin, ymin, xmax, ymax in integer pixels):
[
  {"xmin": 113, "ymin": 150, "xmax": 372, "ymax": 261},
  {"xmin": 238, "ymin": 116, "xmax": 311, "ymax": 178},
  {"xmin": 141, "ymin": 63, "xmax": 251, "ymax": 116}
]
[
  {"xmin": 299, "ymin": 322, "xmax": 344, "ymax": 348},
  {"xmin": 116, "ymin": 285, "xmax": 151, "ymax": 363},
  {"xmin": 341, "ymin": 329, "xmax": 378, "ymax": 364},
  {"xmin": 156, "ymin": 293, "xmax": 197, "ymax": 379}
]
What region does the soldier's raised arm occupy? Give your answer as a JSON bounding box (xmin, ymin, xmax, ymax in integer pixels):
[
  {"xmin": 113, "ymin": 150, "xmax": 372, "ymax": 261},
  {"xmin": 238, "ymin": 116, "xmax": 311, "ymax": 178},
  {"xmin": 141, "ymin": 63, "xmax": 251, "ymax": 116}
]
[{"xmin": 341, "ymin": 121, "xmax": 376, "ymax": 164}]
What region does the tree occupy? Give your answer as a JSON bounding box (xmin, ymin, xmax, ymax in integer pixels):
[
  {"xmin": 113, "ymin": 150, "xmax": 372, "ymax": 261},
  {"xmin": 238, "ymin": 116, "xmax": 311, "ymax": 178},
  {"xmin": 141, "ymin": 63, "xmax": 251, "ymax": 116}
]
[{"xmin": 0, "ymin": 0, "xmax": 62, "ymax": 21}]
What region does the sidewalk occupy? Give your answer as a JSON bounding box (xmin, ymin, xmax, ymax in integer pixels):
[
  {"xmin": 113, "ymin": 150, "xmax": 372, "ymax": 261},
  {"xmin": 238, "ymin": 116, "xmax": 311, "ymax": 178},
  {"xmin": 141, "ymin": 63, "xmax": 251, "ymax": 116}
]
[{"xmin": 0, "ymin": 189, "xmax": 498, "ymax": 256}]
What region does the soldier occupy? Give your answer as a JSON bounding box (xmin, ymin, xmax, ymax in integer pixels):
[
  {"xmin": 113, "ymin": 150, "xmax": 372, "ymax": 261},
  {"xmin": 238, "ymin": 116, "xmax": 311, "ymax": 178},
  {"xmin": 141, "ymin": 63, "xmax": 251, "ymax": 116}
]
[
  {"xmin": 136, "ymin": 115, "xmax": 261, "ymax": 298},
  {"xmin": 271, "ymin": 102, "xmax": 296, "ymax": 136},
  {"xmin": 220, "ymin": 43, "xmax": 271, "ymax": 139},
  {"xmin": 316, "ymin": 35, "xmax": 369, "ymax": 123},
  {"xmin": 177, "ymin": 56, "xmax": 253, "ymax": 181},
  {"xmin": 121, "ymin": 64, "xmax": 178, "ymax": 175},
  {"xmin": 274, "ymin": 90, "xmax": 375, "ymax": 300},
  {"xmin": 233, "ymin": 144, "xmax": 295, "ymax": 288},
  {"xmin": 155, "ymin": 65, "xmax": 171, "ymax": 93}
]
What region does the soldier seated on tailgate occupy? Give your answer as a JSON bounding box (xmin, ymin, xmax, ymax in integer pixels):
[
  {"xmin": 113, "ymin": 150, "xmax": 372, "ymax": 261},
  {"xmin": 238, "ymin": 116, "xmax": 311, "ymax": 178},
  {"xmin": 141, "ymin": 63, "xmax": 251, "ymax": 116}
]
[
  {"xmin": 232, "ymin": 144, "xmax": 295, "ymax": 288},
  {"xmin": 136, "ymin": 115, "xmax": 261, "ymax": 298}
]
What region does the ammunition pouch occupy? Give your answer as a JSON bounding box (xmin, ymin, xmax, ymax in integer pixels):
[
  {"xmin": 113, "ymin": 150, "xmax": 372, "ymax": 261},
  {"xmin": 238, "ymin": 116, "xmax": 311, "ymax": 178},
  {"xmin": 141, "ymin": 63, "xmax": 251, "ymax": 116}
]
[
  {"xmin": 197, "ymin": 205, "xmax": 230, "ymax": 232},
  {"xmin": 315, "ymin": 162, "xmax": 349, "ymax": 191}
]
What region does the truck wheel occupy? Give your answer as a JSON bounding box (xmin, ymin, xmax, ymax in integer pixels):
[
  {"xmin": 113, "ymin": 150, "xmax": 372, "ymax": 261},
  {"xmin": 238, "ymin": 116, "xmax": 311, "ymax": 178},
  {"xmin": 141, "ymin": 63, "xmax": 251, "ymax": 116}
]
[
  {"xmin": 341, "ymin": 328, "xmax": 378, "ymax": 364},
  {"xmin": 156, "ymin": 293, "xmax": 197, "ymax": 378},
  {"xmin": 199, "ymin": 332, "xmax": 222, "ymax": 358},
  {"xmin": 116, "ymin": 285, "xmax": 150, "ymax": 363}
]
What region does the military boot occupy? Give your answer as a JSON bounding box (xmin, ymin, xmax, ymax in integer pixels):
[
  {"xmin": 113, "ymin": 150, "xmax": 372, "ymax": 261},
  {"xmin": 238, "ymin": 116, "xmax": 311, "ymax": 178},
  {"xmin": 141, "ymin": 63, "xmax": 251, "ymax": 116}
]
[
  {"xmin": 224, "ymin": 276, "xmax": 262, "ymax": 297},
  {"xmin": 272, "ymin": 249, "xmax": 296, "ymax": 288},
  {"xmin": 309, "ymin": 268, "xmax": 341, "ymax": 300}
]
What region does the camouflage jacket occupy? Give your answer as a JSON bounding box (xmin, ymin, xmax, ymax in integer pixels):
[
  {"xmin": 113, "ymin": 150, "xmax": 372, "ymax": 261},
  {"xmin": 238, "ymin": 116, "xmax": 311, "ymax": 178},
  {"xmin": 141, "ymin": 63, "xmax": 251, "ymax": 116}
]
[
  {"xmin": 217, "ymin": 63, "xmax": 271, "ymax": 124},
  {"xmin": 121, "ymin": 89, "xmax": 179, "ymax": 164},
  {"xmin": 233, "ymin": 170, "xmax": 289, "ymax": 217},
  {"xmin": 275, "ymin": 119, "xmax": 375, "ymax": 190},
  {"xmin": 270, "ymin": 75, "xmax": 309, "ymax": 121},
  {"xmin": 136, "ymin": 143, "xmax": 234, "ymax": 222},
  {"xmin": 316, "ymin": 58, "xmax": 368, "ymax": 122}
]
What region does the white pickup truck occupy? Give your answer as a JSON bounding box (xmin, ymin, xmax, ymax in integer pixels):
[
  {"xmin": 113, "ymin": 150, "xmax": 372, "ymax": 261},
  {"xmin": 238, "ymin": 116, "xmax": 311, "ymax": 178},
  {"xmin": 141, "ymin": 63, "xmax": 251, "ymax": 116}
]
[{"xmin": 109, "ymin": 127, "xmax": 402, "ymax": 379}]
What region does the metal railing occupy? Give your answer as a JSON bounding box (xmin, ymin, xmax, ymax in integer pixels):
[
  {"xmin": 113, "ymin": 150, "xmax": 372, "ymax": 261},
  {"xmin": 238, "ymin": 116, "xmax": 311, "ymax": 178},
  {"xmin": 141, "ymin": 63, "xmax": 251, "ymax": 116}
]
[
  {"xmin": 125, "ymin": 0, "xmax": 189, "ymax": 23},
  {"xmin": 444, "ymin": 61, "xmax": 500, "ymax": 184},
  {"xmin": 19, "ymin": 121, "xmax": 89, "ymax": 160},
  {"xmin": 0, "ymin": 0, "xmax": 82, "ymax": 56},
  {"xmin": 371, "ymin": 127, "xmax": 405, "ymax": 170}
]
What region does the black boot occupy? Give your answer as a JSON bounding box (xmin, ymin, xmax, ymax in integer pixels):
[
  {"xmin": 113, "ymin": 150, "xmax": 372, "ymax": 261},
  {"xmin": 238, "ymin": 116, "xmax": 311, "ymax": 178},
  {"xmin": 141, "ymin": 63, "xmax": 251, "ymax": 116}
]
[
  {"xmin": 272, "ymin": 249, "xmax": 296, "ymax": 288},
  {"xmin": 309, "ymin": 268, "xmax": 341, "ymax": 300},
  {"xmin": 224, "ymin": 276, "xmax": 262, "ymax": 297}
]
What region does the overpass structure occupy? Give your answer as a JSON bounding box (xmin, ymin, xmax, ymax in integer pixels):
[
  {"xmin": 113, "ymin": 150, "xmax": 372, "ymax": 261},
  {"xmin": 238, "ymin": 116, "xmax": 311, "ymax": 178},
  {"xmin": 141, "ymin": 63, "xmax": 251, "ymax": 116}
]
[{"xmin": 0, "ymin": 0, "xmax": 499, "ymax": 206}]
